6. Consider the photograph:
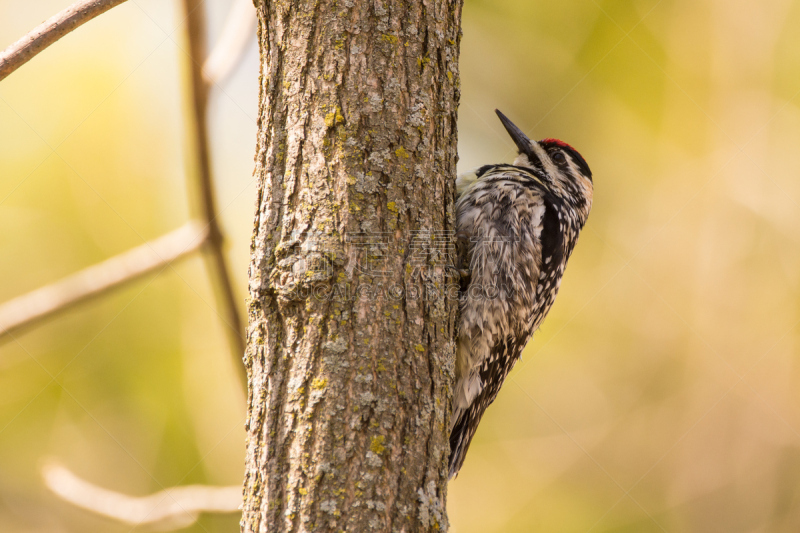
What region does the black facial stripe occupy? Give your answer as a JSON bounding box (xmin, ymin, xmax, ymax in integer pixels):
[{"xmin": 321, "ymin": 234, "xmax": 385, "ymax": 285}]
[
  {"xmin": 507, "ymin": 165, "xmax": 548, "ymax": 181},
  {"xmin": 564, "ymin": 148, "xmax": 591, "ymax": 180},
  {"xmin": 521, "ymin": 148, "xmax": 545, "ymax": 173}
]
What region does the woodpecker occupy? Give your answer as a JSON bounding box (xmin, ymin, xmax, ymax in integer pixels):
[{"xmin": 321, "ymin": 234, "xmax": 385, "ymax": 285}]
[{"xmin": 449, "ymin": 110, "xmax": 593, "ymax": 479}]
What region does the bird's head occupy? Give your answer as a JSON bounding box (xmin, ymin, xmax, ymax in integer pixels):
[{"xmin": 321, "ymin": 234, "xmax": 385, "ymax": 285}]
[{"xmin": 496, "ymin": 109, "xmax": 593, "ymax": 215}]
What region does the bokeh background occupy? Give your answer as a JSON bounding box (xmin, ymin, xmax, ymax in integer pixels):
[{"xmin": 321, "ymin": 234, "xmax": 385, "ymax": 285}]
[{"xmin": 3, "ymin": 0, "xmax": 800, "ymax": 531}]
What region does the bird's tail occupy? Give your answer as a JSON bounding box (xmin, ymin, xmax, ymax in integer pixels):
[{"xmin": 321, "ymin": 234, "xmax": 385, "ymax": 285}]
[{"xmin": 448, "ymin": 404, "xmax": 480, "ymax": 479}]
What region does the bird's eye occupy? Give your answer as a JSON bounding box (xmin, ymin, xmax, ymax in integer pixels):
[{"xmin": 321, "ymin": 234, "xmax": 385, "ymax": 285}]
[{"xmin": 552, "ymin": 151, "xmax": 567, "ymax": 164}]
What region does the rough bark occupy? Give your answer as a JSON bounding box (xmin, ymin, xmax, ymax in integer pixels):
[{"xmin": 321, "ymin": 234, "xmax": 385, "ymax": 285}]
[{"xmin": 242, "ymin": 0, "xmax": 463, "ymax": 532}]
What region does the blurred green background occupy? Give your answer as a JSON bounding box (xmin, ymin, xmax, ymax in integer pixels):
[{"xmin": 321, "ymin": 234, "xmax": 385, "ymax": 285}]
[{"xmin": 3, "ymin": 0, "xmax": 800, "ymax": 531}]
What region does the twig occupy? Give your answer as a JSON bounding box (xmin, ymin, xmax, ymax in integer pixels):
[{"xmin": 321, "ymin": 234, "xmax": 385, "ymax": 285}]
[
  {"xmin": 42, "ymin": 459, "xmax": 240, "ymax": 529},
  {"xmin": 0, "ymin": 221, "xmax": 208, "ymax": 340},
  {"xmin": 0, "ymin": 0, "xmax": 129, "ymax": 82},
  {"xmin": 202, "ymin": 0, "xmax": 257, "ymax": 85},
  {"xmin": 182, "ymin": 0, "xmax": 247, "ymax": 389}
]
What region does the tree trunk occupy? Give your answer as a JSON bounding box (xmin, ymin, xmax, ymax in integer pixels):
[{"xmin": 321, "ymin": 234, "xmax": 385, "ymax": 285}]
[{"xmin": 242, "ymin": 1, "xmax": 463, "ymax": 532}]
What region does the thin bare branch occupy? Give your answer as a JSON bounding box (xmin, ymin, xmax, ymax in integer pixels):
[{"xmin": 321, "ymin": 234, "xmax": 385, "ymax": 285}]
[
  {"xmin": 0, "ymin": 0, "xmax": 129, "ymax": 82},
  {"xmin": 202, "ymin": 0, "xmax": 257, "ymax": 85},
  {"xmin": 182, "ymin": 0, "xmax": 247, "ymax": 389},
  {"xmin": 42, "ymin": 459, "xmax": 240, "ymax": 529},
  {"xmin": 0, "ymin": 221, "xmax": 209, "ymax": 340}
]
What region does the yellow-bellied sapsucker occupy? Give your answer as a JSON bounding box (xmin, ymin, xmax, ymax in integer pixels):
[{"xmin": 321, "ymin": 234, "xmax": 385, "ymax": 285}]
[{"xmin": 449, "ymin": 110, "xmax": 593, "ymax": 478}]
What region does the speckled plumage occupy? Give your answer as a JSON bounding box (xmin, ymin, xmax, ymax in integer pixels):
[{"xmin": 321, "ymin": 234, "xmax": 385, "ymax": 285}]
[{"xmin": 449, "ymin": 111, "xmax": 593, "ymax": 479}]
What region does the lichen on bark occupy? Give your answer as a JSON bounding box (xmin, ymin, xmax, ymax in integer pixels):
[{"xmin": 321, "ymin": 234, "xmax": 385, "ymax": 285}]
[{"xmin": 242, "ymin": 0, "xmax": 463, "ymax": 531}]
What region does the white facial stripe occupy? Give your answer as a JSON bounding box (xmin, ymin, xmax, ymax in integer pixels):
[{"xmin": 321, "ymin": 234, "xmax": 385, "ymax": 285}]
[{"xmin": 530, "ymin": 142, "xmax": 559, "ymax": 177}]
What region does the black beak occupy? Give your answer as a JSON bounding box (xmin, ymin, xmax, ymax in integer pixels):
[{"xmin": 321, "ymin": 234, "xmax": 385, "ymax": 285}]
[{"xmin": 495, "ymin": 109, "xmax": 532, "ymax": 154}]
